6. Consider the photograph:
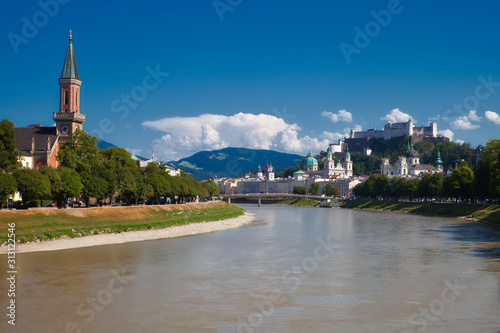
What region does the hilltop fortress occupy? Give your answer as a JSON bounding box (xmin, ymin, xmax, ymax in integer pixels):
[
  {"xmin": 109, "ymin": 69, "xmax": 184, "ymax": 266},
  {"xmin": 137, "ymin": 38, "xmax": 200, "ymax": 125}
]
[{"xmin": 344, "ymin": 120, "xmax": 449, "ymax": 152}]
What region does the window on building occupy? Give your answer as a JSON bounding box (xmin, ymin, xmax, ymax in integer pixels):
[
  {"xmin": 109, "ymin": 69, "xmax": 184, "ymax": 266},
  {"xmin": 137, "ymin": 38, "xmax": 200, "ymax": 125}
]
[
  {"xmin": 64, "ymin": 90, "xmax": 68, "ymax": 105},
  {"xmin": 75, "ymin": 91, "xmax": 78, "ymax": 106}
]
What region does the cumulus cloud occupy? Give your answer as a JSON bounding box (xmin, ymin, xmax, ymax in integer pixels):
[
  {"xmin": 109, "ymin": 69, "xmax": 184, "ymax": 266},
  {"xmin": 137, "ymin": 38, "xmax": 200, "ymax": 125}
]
[
  {"xmin": 450, "ymin": 115, "xmax": 480, "ymax": 130},
  {"xmin": 485, "ymin": 110, "xmax": 500, "ymax": 125},
  {"xmin": 381, "ymin": 108, "xmax": 415, "ymax": 123},
  {"xmin": 343, "ymin": 124, "xmax": 362, "ymax": 133},
  {"xmin": 468, "ymin": 110, "xmax": 482, "ymax": 122},
  {"xmin": 437, "ymin": 129, "xmax": 454, "ymax": 141},
  {"xmin": 321, "ymin": 110, "xmax": 352, "ymax": 123},
  {"xmin": 142, "ymin": 112, "xmax": 337, "ymax": 161},
  {"xmin": 126, "ymin": 148, "xmax": 142, "ymax": 155},
  {"xmin": 455, "ymin": 139, "xmax": 465, "ymax": 145}
]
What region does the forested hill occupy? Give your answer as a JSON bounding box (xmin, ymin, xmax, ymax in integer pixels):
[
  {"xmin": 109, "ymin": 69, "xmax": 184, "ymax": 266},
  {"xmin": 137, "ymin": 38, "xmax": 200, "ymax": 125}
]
[{"xmin": 170, "ymin": 147, "xmax": 303, "ymax": 181}]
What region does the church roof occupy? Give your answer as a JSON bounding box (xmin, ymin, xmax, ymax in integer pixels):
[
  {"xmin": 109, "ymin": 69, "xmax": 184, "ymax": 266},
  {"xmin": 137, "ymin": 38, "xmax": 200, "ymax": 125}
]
[
  {"xmin": 406, "ymin": 149, "xmax": 419, "ymax": 158},
  {"xmin": 304, "ymin": 150, "xmax": 318, "ymax": 165},
  {"xmin": 14, "ymin": 126, "xmax": 58, "ymax": 154},
  {"xmin": 61, "ymin": 32, "xmax": 79, "ymax": 79}
]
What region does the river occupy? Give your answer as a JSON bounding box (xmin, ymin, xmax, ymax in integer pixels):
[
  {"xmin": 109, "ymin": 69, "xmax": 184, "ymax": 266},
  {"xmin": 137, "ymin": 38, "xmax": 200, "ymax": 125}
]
[{"xmin": 1, "ymin": 205, "xmax": 500, "ymax": 332}]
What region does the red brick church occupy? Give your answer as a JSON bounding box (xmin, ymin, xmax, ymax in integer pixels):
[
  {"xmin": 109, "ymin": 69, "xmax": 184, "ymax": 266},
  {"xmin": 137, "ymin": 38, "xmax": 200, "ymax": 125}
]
[{"xmin": 14, "ymin": 32, "xmax": 85, "ymax": 169}]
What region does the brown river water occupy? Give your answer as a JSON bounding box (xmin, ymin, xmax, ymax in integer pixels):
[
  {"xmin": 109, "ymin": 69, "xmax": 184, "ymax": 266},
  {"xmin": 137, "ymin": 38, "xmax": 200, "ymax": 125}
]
[{"xmin": 1, "ymin": 205, "xmax": 500, "ymax": 332}]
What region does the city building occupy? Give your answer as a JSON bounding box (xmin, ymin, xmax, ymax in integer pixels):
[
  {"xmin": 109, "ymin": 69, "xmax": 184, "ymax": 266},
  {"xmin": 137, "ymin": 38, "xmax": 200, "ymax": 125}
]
[{"xmin": 380, "ymin": 141, "xmax": 443, "ymax": 177}]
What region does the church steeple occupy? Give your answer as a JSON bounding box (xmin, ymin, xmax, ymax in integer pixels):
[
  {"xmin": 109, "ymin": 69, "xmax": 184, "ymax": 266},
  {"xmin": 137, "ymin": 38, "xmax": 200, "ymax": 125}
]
[
  {"xmin": 54, "ymin": 31, "xmax": 85, "ymax": 139},
  {"xmin": 61, "ymin": 30, "xmax": 79, "ymax": 80}
]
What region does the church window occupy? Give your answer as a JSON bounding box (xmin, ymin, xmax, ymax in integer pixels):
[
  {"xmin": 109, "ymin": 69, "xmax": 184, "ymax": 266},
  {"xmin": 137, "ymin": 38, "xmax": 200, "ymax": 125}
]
[
  {"xmin": 75, "ymin": 91, "xmax": 78, "ymax": 106},
  {"xmin": 64, "ymin": 90, "xmax": 68, "ymax": 105}
]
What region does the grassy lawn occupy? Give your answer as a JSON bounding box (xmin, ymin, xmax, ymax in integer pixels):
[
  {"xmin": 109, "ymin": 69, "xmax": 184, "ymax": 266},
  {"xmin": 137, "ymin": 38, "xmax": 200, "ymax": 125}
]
[
  {"xmin": 278, "ymin": 198, "xmax": 320, "ymax": 207},
  {"xmin": 341, "ymin": 200, "xmax": 500, "ymax": 225},
  {"xmin": 0, "ymin": 201, "xmax": 244, "ymax": 244}
]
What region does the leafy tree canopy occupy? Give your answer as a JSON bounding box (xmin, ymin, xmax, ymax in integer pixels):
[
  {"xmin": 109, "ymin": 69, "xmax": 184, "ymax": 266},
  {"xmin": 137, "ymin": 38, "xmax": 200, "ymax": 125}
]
[{"xmin": 0, "ymin": 119, "xmax": 21, "ymax": 172}]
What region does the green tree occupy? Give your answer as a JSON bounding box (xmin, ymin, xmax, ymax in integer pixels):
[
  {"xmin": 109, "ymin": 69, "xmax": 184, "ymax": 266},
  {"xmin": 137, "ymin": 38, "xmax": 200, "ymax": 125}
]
[
  {"xmin": 132, "ymin": 169, "xmax": 146, "ymax": 203},
  {"xmin": 418, "ymin": 173, "xmax": 443, "ymax": 199},
  {"xmin": 0, "ymin": 173, "xmax": 17, "ymax": 209},
  {"xmin": 57, "ymin": 167, "xmax": 83, "ymax": 205},
  {"xmin": 324, "ymin": 184, "xmax": 340, "ymax": 197},
  {"xmin": 402, "ymin": 179, "xmax": 419, "ymax": 199},
  {"xmin": 443, "ymin": 161, "xmax": 474, "ymax": 199},
  {"xmin": 181, "ymin": 175, "xmax": 203, "ymax": 201},
  {"xmin": 57, "ymin": 129, "xmax": 101, "ymax": 173},
  {"xmin": 275, "ymin": 165, "xmax": 300, "ymax": 178},
  {"xmin": 0, "ymin": 119, "xmax": 21, "ymax": 172},
  {"xmin": 145, "ymin": 173, "xmax": 170, "ymax": 203},
  {"xmin": 309, "ymin": 183, "xmax": 320, "ymax": 195},
  {"xmin": 95, "ymin": 166, "xmax": 117, "ymax": 203},
  {"xmin": 201, "ymin": 180, "xmax": 220, "ymax": 199},
  {"xmin": 39, "ymin": 165, "xmax": 63, "ymax": 201},
  {"xmin": 353, "ymin": 182, "xmax": 365, "ymax": 197},
  {"xmin": 116, "ymin": 168, "xmax": 138, "ymax": 205},
  {"xmin": 102, "ymin": 147, "xmax": 139, "ymax": 171},
  {"xmin": 473, "ymin": 158, "xmax": 492, "ymax": 199},
  {"xmin": 482, "ymin": 138, "xmax": 500, "ymax": 198},
  {"xmin": 14, "ymin": 169, "xmax": 51, "ymax": 205},
  {"xmin": 350, "ymin": 152, "xmax": 382, "ymax": 176},
  {"xmin": 293, "ymin": 186, "xmax": 306, "ymax": 195},
  {"xmin": 81, "ymin": 173, "xmax": 108, "ymax": 206}
]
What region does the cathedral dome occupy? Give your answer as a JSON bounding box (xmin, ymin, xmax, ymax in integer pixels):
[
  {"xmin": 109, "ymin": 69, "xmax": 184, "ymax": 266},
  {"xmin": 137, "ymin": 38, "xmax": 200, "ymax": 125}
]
[
  {"xmin": 405, "ymin": 149, "xmax": 419, "ymax": 158},
  {"xmin": 304, "ymin": 150, "xmax": 318, "ymax": 166}
]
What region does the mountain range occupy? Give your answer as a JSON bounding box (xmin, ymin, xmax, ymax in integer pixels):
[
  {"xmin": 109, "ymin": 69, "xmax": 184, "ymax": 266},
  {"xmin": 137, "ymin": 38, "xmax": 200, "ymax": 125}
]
[
  {"xmin": 168, "ymin": 147, "xmax": 303, "ymax": 181},
  {"xmin": 96, "ymin": 139, "xmax": 303, "ymax": 181}
]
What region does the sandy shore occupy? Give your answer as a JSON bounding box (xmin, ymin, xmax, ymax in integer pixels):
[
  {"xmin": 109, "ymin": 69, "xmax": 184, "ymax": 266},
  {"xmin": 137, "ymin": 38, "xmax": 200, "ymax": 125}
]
[{"xmin": 0, "ymin": 212, "xmax": 255, "ymax": 254}]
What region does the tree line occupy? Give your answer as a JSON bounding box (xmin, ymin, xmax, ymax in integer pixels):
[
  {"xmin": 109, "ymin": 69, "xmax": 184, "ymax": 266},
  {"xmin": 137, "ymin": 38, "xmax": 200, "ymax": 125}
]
[
  {"xmin": 353, "ymin": 138, "xmax": 500, "ymax": 202},
  {"xmin": 0, "ymin": 120, "xmax": 219, "ymax": 208}
]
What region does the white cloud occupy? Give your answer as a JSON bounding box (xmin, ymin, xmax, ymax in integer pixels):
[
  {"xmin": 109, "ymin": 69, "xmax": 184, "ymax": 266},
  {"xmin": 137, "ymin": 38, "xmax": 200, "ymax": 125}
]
[
  {"xmin": 437, "ymin": 129, "xmax": 454, "ymax": 141},
  {"xmin": 126, "ymin": 148, "xmax": 142, "ymax": 155},
  {"xmin": 455, "ymin": 139, "xmax": 465, "ymax": 145},
  {"xmin": 428, "ymin": 115, "xmax": 441, "ymax": 121},
  {"xmin": 485, "ymin": 110, "xmax": 500, "ymax": 125},
  {"xmin": 468, "ymin": 110, "xmax": 482, "ymax": 122},
  {"xmin": 343, "ymin": 124, "xmax": 362, "ymax": 133},
  {"xmin": 142, "ymin": 112, "xmax": 335, "ymax": 161},
  {"xmin": 321, "ymin": 109, "xmax": 352, "ymax": 123},
  {"xmin": 450, "ymin": 116, "xmax": 480, "ymax": 130},
  {"xmin": 381, "ymin": 108, "xmax": 415, "ymax": 123}
]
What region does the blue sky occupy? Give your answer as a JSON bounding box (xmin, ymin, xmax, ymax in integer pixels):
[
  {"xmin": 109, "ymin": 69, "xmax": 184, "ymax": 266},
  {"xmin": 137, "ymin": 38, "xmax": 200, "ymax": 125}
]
[{"xmin": 1, "ymin": 0, "xmax": 500, "ymax": 161}]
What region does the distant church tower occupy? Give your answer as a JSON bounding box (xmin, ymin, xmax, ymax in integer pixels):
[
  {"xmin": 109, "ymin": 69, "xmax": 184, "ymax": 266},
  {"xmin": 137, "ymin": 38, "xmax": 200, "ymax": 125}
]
[
  {"xmin": 53, "ymin": 31, "xmax": 85, "ymax": 141},
  {"xmin": 343, "ymin": 147, "xmax": 353, "ymax": 177}
]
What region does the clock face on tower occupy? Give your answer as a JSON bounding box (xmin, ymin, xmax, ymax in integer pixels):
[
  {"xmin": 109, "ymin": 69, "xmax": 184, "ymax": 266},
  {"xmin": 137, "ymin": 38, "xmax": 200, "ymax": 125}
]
[{"xmin": 61, "ymin": 125, "xmax": 70, "ymax": 134}]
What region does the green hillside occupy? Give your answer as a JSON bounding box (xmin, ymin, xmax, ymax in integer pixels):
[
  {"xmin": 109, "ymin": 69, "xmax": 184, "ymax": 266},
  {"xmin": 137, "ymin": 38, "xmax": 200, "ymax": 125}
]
[{"xmin": 170, "ymin": 147, "xmax": 303, "ymax": 181}]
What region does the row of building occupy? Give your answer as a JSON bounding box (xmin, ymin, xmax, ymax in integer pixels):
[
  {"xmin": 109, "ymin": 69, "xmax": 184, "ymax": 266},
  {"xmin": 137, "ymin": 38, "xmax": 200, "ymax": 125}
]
[
  {"xmin": 216, "ymin": 149, "xmax": 363, "ymax": 197},
  {"xmin": 216, "ymin": 139, "xmax": 447, "ymax": 197}
]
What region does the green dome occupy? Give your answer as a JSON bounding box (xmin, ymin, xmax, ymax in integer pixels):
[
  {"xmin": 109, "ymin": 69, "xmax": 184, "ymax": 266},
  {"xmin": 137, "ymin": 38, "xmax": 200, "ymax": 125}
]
[{"xmin": 304, "ymin": 150, "xmax": 318, "ymax": 166}]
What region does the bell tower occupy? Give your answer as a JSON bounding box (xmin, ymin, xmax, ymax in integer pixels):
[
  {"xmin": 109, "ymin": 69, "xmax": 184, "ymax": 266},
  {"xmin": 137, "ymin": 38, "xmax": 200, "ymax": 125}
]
[{"xmin": 54, "ymin": 30, "xmax": 85, "ymax": 140}]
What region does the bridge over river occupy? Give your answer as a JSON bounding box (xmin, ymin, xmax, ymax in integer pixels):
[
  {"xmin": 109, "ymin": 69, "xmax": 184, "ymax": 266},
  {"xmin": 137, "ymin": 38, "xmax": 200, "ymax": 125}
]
[{"xmin": 221, "ymin": 193, "xmax": 330, "ymax": 207}]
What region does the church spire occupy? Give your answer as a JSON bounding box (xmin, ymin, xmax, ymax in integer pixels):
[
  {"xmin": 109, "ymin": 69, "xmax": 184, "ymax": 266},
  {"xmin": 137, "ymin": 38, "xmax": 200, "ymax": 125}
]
[
  {"xmin": 61, "ymin": 30, "xmax": 79, "ymax": 79},
  {"xmin": 54, "ymin": 31, "xmax": 85, "ymax": 139}
]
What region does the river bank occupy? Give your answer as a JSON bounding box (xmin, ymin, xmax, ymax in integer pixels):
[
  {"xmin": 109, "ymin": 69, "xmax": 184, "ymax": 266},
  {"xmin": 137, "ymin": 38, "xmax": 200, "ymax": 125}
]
[
  {"xmin": 340, "ymin": 199, "xmax": 500, "ymax": 225},
  {"xmin": 0, "ymin": 201, "xmax": 248, "ymax": 251}
]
